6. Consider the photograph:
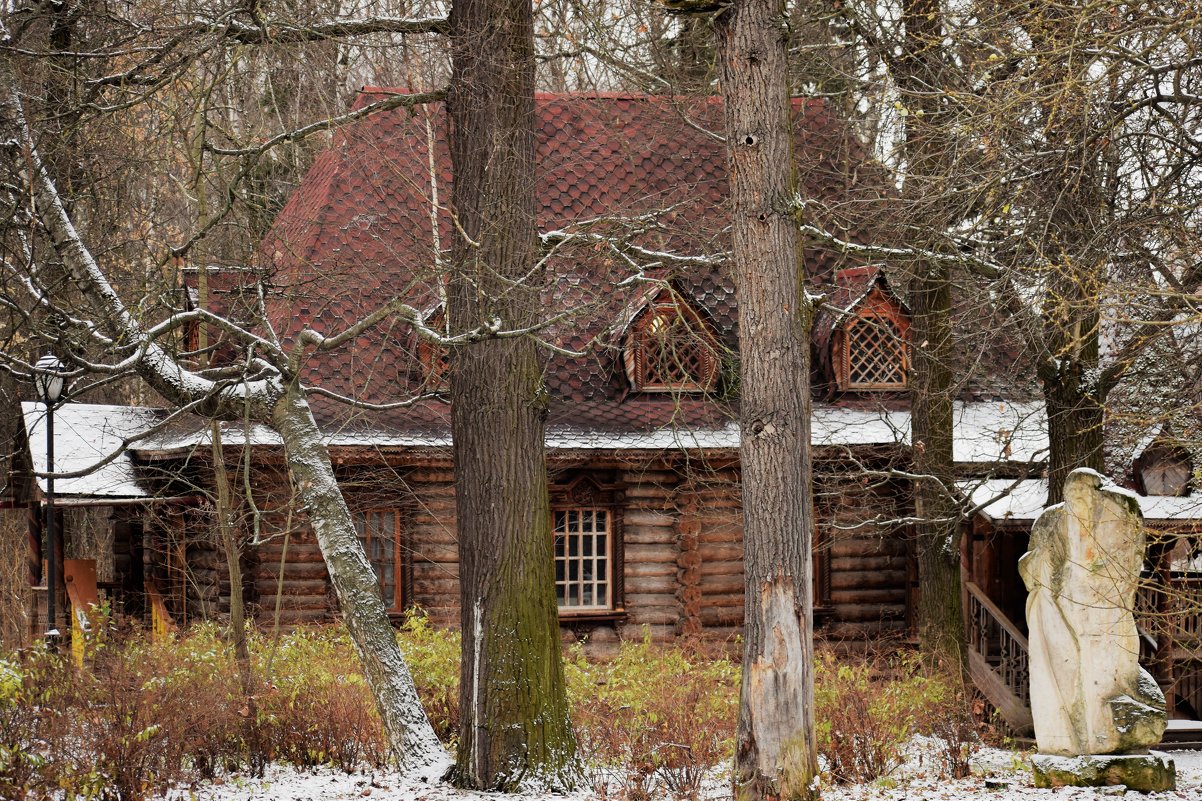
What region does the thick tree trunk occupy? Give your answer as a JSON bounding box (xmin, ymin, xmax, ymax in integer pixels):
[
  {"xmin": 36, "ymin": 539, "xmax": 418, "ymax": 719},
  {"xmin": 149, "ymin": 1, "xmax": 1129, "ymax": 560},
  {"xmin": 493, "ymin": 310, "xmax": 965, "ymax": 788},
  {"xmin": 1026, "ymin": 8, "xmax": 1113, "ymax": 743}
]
[
  {"xmin": 895, "ymin": 0, "xmax": 965, "ymax": 665},
  {"xmin": 910, "ymin": 265, "xmax": 964, "ymax": 663},
  {"xmin": 1043, "ymin": 376, "xmax": 1105, "ymax": 506},
  {"xmin": 271, "ymin": 385, "xmax": 445, "ymax": 774},
  {"xmin": 718, "ymin": 2, "xmax": 819, "ymax": 799},
  {"xmin": 446, "ymin": 0, "xmax": 578, "ymax": 790}
]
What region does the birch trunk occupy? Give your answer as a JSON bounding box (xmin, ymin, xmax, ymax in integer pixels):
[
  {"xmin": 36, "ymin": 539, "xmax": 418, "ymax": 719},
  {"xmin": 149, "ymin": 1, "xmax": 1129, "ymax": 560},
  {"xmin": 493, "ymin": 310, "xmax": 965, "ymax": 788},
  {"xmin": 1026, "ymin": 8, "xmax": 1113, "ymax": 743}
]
[
  {"xmin": 271, "ymin": 385, "xmax": 446, "ymax": 773},
  {"xmin": 717, "ymin": 1, "xmax": 819, "ymax": 798},
  {"xmin": 0, "ymin": 59, "xmax": 446, "ymax": 771}
]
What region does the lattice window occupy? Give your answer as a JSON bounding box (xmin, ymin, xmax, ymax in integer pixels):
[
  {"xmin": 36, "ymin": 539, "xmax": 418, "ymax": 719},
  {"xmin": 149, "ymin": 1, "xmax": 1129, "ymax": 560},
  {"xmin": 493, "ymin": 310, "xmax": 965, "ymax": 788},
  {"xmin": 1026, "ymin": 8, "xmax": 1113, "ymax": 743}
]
[
  {"xmin": 844, "ymin": 314, "xmax": 907, "ymax": 390},
  {"xmin": 354, "ymin": 509, "xmax": 404, "ymax": 613},
  {"xmin": 554, "ymin": 508, "xmax": 612, "ymax": 611},
  {"xmin": 627, "ymin": 301, "xmax": 719, "ymax": 392}
]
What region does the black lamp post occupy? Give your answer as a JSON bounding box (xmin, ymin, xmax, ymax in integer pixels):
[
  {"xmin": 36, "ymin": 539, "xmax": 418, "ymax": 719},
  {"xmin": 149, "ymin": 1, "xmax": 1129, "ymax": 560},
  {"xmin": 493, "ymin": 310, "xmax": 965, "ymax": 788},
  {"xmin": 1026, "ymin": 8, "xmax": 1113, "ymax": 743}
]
[{"xmin": 33, "ymin": 354, "xmax": 65, "ymax": 648}]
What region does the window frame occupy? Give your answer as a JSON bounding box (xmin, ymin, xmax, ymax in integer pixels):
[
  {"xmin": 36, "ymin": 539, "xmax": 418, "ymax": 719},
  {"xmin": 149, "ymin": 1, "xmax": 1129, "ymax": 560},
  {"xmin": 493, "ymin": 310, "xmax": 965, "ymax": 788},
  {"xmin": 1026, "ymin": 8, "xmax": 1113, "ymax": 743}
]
[
  {"xmin": 352, "ymin": 507, "xmax": 409, "ymax": 615},
  {"xmin": 624, "ymin": 295, "xmax": 721, "ymax": 394},
  {"xmin": 550, "ymin": 474, "xmax": 625, "ymax": 620}
]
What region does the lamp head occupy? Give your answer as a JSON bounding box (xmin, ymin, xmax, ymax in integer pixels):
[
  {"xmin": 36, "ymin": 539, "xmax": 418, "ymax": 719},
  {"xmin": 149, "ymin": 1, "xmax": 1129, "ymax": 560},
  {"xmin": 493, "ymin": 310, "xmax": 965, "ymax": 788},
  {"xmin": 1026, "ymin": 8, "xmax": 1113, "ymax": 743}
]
[{"xmin": 33, "ymin": 354, "xmax": 66, "ymax": 405}]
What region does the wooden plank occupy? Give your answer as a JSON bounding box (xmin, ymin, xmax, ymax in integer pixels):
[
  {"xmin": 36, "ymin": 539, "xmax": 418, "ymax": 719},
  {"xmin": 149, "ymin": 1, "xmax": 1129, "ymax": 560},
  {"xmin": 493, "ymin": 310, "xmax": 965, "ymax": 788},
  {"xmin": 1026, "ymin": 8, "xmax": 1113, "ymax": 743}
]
[
  {"xmin": 829, "ymin": 588, "xmax": 905, "ymax": 605},
  {"xmin": 625, "ymin": 544, "xmax": 678, "ymax": 564},
  {"xmin": 625, "ymin": 510, "xmax": 676, "ymax": 528},
  {"xmin": 830, "ymin": 555, "xmax": 906, "ymax": 572},
  {"xmin": 699, "ymin": 574, "xmax": 743, "ymax": 595}
]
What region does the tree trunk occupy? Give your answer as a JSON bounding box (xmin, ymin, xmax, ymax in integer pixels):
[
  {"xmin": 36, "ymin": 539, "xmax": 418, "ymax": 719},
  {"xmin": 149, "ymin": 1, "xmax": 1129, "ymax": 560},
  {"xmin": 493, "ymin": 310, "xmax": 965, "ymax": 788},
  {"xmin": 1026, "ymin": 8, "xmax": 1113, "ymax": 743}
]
[
  {"xmin": 909, "ymin": 265, "xmax": 963, "ymax": 663},
  {"xmin": 718, "ymin": 2, "xmax": 819, "ymax": 798},
  {"xmin": 1043, "ymin": 376, "xmax": 1105, "ymax": 506},
  {"xmin": 895, "ymin": 0, "xmax": 965, "ymax": 665},
  {"xmin": 446, "ymin": 0, "xmax": 578, "ymax": 790},
  {"xmin": 209, "ymin": 423, "xmax": 267, "ymax": 773},
  {"xmin": 271, "ymin": 385, "xmax": 445, "ymax": 774}
]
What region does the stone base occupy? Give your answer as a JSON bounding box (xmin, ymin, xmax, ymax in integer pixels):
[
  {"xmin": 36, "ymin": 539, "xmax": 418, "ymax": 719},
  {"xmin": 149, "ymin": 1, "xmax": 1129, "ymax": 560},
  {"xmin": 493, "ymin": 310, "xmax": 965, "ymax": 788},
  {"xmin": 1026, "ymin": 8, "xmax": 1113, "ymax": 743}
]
[{"xmin": 1031, "ymin": 752, "xmax": 1176, "ymax": 793}]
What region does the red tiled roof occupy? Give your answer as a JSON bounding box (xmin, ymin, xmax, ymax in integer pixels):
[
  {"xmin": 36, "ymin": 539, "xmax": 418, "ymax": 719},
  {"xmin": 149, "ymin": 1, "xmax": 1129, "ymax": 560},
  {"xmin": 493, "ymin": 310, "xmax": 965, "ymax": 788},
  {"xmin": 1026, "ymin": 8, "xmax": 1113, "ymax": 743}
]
[{"xmin": 257, "ymin": 92, "xmax": 894, "ymax": 436}]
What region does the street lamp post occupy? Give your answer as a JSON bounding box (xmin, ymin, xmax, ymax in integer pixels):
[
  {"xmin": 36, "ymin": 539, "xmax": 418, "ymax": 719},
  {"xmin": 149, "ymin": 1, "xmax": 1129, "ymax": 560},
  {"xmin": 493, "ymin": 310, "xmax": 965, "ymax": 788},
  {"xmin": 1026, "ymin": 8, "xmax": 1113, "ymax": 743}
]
[{"xmin": 33, "ymin": 354, "xmax": 65, "ymax": 648}]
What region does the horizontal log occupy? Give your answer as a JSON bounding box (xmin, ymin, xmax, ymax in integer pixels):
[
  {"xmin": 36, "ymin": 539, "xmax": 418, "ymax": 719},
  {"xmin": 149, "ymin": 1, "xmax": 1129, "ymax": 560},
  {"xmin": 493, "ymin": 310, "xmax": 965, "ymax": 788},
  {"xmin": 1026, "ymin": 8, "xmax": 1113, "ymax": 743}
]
[
  {"xmin": 625, "ymin": 510, "xmax": 675, "ymax": 528},
  {"xmin": 621, "ymin": 470, "xmax": 679, "ymax": 485},
  {"xmin": 830, "ymin": 555, "xmax": 906, "ymax": 573},
  {"xmin": 627, "ymin": 611, "xmax": 680, "ymax": 627},
  {"xmin": 830, "ymin": 571, "xmax": 906, "ymax": 592},
  {"xmin": 625, "ymin": 592, "xmax": 678, "ymax": 610},
  {"xmin": 625, "ymin": 544, "xmax": 678, "ymax": 564},
  {"xmin": 623, "ymin": 485, "xmax": 674, "ymax": 500},
  {"xmin": 255, "ymin": 543, "xmax": 324, "ymax": 560},
  {"xmin": 265, "ymin": 562, "xmax": 330, "ymax": 581},
  {"xmin": 699, "ymin": 574, "xmax": 743, "ymax": 595},
  {"xmin": 699, "ymin": 544, "xmax": 743, "ymax": 562},
  {"xmin": 700, "ymin": 560, "xmax": 744, "ymax": 577},
  {"xmin": 411, "ymin": 546, "xmax": 458, "ymax": 563},
  {"xmin": 830, "ymin": 602, "xmax": 907, "ymax": 622},
  {"xmin": 697, "ymin": 592, "xmax": 743, "ymax": 610},
  {"xmin": 829, "ymin": 539, "xmax": 905, "ymax": 558},
  {"xmin": 699, "ymin": 607, "xmax": 743, "ymax": 626},
  {"xmin": 625, "ymin": 561, "xmax": 676, "ymax": 579},
  {"xmin": 624, "ymin": 527, "xmax": 675, "ymax": 546},
  {"xmin": 254, "ymin": 594, "xmax": 330, "ymax": 611},
  {"xmin": 254, "ymin": 579, "xmax": 329, "ymax": 596},
  {"xmin": 626, "ymin": 575, "xmax": 677, "ymax": 594}
]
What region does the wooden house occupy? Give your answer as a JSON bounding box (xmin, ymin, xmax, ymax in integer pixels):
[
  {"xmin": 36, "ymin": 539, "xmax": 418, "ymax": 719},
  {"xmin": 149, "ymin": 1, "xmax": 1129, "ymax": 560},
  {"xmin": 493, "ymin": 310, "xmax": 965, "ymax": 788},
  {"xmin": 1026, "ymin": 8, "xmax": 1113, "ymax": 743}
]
[{"xmin": 14, "ymin": 94, "xmax": 1202, "ymax": 741}]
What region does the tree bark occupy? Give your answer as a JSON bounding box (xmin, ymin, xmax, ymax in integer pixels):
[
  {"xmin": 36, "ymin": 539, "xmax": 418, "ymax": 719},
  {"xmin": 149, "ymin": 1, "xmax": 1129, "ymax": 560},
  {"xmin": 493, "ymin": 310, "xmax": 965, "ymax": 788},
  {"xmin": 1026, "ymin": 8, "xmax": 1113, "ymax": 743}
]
[
  {"xmin": 446, "ymin": 0, "xmax": 578, "ymax": 790},
  {"xmin": 271, "ymin": 385, "xmax": 446, "ymax": 773},
  {"xmin": 894, "ymin": 0, "xmax": 965, "ymax": 665},
  {"xmin": 717, "ymin": 2, "xmax": 819, "ymax": 798}
]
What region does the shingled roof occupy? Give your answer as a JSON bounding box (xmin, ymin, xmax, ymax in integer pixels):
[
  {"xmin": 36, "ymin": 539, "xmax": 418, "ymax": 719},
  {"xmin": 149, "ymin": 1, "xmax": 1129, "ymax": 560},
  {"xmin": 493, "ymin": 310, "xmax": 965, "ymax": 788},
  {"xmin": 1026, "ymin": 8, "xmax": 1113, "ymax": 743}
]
[{"xmin": 255, "ymin": 91, "xmax": 895, "ymax": 438}]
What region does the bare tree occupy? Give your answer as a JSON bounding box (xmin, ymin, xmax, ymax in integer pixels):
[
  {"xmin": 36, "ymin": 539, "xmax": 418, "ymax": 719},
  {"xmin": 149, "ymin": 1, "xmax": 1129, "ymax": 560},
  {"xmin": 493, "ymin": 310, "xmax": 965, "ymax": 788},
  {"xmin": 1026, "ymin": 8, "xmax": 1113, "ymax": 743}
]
[
  {"xmin": 0, "ymin": 7, "xmax": 453, "ymax": 772},
  {"xmin": 648, "ymin": 0, "xmax": 822, "ymax": 798}
]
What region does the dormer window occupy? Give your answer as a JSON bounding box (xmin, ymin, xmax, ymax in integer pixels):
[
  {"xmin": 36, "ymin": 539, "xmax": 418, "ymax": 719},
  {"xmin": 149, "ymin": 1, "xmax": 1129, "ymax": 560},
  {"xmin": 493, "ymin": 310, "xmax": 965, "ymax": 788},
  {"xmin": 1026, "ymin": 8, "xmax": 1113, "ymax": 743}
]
[
  {"xmin": 416, "ymin": 307, "xmax": 450, "ymax": 391},
  {"xmin": 843, "ymin": 313, "xmax": 908, "ymax": 390},
  {"xmin": 624, "ymin": 293, "xmax": 720, "ymax": 393},
  {"xmin": 828, "ymin": 268, "xmax": 910, "ymax": 393},
  {"xmin": 1136, "ymin": 441, "xmax": 1192, "ymax": 497}
]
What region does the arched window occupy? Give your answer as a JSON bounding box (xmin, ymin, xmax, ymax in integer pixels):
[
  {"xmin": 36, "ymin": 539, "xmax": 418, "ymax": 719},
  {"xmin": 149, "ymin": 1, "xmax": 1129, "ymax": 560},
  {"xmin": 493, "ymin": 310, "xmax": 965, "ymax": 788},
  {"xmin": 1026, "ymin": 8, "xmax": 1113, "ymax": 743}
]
[
  {"xmin": 1137, "ymin": 441, "xmax": 1193, "ymax": 497},
  {"xmin": 624, "ymin": 296, "xmax": 720, "ymax": 393}
]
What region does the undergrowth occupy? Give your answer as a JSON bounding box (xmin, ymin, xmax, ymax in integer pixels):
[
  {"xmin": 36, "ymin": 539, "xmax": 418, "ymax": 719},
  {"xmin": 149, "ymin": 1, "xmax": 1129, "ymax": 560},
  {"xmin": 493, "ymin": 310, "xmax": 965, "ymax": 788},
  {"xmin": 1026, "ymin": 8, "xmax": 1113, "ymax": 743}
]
[{"xmin": 0, "ymin": 614, "xmax": 981, "ymax": 800}]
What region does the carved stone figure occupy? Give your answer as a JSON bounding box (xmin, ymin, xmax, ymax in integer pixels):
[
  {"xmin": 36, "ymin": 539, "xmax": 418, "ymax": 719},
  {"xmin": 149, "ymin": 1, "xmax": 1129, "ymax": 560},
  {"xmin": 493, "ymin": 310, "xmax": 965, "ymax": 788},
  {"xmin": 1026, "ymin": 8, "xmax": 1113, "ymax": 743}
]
[{"xmin": 1020, "ymin": 469, "xmax": 1174, "ymax": 791}]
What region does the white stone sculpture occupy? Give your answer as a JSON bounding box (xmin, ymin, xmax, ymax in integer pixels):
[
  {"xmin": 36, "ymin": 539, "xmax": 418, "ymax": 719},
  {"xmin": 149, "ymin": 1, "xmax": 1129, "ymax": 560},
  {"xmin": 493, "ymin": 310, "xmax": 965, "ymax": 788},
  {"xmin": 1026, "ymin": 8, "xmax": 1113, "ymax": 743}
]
[{"xmin": 1020, "ymin": 469, "xmax": 1173, "ymax": 791}]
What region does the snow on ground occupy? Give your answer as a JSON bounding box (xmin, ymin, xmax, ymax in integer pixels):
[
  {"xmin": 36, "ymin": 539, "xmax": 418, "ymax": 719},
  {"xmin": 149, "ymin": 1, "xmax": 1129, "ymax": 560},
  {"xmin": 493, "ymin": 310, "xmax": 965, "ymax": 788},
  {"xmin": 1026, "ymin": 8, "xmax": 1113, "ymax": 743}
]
[{"xmin": 161, "ymin": 742, "xmax": 1202, "ymax": 801}]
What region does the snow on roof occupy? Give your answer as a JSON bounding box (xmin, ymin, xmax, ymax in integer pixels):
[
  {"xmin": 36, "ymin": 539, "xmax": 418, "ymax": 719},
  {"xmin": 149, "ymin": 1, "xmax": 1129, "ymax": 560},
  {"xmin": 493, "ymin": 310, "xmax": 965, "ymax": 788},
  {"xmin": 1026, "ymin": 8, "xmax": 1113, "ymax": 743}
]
[
  {"xmin": 961, "ymin": 478, "xmax": 1202, "ymax": 522},
  {"xmin": 27, "ymin": 398, "xmax": 1048, "ymax": 498},
  {"xmin": 21, "ymin": 402, "xmax": 167, "ymax": 499}
]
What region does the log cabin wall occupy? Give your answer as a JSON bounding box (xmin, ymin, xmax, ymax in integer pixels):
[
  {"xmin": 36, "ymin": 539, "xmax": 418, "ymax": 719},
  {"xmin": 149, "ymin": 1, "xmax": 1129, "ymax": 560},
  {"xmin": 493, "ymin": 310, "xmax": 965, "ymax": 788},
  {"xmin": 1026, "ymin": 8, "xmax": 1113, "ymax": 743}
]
[
  {"xmin": 152, "ymin": 446, "xmax": 917, "ymax": 644},
  {"xmin": 814, "ymin": 465, "xmax": 911, "ymax": 640}
]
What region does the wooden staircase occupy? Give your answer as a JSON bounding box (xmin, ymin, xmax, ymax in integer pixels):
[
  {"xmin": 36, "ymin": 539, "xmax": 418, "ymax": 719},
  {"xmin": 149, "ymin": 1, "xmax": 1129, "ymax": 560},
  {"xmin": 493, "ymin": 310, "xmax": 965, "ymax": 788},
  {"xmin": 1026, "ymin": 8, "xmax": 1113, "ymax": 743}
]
[
  {"xmin": 965, "ymin": 579, "xmax": 1202, "ymax": 745},
  {"xmin": 965, "ymin": 581, "xmax": 1033, "ymax": 735}
]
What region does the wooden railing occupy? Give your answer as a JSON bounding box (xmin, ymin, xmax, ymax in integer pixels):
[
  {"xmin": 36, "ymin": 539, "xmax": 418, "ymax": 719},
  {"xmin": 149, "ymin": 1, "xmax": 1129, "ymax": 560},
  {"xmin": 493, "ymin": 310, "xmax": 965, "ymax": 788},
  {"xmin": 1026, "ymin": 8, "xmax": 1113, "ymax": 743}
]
[{"xmin": 966, "ymin": 581, "xmax": 1032, "ymax": 732}]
